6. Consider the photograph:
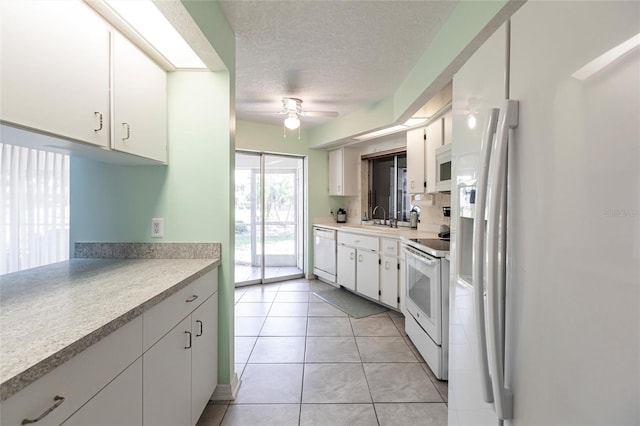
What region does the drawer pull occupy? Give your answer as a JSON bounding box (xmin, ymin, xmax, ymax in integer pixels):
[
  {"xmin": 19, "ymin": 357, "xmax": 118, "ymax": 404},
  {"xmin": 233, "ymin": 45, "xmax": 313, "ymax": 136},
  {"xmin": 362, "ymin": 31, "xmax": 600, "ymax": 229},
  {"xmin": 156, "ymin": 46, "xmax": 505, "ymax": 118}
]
[
  {"xmin": 122, "ymin": 122, "xmax": 131, "ymax": 141},
  {"xmin": 196, "ymin": 320, "xmax": 203, "ymax": 337},
  {"xmin": 21, "ymin": 395, "xmax": 65, "ymax": 424},
  {"xmin": 94, "ymin": 111, "xmax": 103, "ymax": 132},
  {"xmin": 185, "ymin": 331, "xmax": 192, "ymax": 349},
  {"xmin": 186, "ymin": 295, "xmax": 198, "ymax": 303}
]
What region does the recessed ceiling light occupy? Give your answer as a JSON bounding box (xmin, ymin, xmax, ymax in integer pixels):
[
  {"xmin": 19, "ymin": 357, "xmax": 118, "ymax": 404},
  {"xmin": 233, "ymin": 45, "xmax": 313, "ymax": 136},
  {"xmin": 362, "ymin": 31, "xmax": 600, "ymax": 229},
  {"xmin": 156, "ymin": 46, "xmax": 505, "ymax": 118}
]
[{"xmin": 104, "ymin": 0, "xmax": 206, "ymax": 69}]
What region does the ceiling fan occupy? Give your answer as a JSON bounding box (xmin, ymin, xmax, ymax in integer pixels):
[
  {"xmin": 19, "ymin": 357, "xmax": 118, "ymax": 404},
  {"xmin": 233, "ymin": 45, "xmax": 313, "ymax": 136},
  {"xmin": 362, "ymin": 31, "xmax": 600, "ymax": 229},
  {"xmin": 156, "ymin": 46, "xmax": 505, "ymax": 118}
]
[{"xmin": 257, "ymin": 98, "xmax": 339, "ymax": 130}]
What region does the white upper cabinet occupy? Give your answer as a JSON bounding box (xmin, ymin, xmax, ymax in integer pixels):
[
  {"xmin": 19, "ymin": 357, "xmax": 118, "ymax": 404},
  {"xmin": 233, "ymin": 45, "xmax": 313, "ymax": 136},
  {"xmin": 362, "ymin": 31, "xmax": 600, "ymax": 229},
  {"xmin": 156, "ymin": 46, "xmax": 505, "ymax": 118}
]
[
  {"xmin": 426, "ymin": 118, "xmax": 444, "ymax": 194},
  {"xmin": 443, "ymin": 110, "xmax": 452, "ymax": 145},
  {"xmin": 328, "ymin": 148, "xmax": 359, "ymax": 196},
  {"xmin": 0, "ymin": 0, "xmax": 110, "ymax": 148},
  {"xmin": 406, "ymin": 127, "xmax": 426, "ymax": 193},
  {"xmin": 0, "ymin": 1, "xmax": 168, "ymax": 164},
  {"xmin": 112, "ymin": 33, "xmax": 168, "ymax": 163}
]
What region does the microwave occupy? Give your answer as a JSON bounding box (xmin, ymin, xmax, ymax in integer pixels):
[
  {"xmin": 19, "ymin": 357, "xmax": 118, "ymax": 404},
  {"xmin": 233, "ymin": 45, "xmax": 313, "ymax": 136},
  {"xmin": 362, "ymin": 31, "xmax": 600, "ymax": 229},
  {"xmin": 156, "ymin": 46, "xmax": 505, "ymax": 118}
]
[{"xmin": 435, "ymin": 144, "xmax": 452, "ymax": 192}]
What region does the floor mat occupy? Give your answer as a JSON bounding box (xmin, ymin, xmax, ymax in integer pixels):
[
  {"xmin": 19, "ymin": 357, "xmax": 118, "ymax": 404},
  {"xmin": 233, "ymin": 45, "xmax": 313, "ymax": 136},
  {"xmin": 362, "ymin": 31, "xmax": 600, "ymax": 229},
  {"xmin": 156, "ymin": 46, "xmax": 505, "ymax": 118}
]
[{"xmin": 313, "ymin": 288, "xmax": 388, "ymax": 318}]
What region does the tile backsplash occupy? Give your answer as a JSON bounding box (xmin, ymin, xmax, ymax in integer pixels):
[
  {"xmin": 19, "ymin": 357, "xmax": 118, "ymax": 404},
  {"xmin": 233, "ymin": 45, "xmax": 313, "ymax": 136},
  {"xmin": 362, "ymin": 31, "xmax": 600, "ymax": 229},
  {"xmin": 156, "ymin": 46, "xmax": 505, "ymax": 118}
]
[
  {"xmin": 329, "ymin": 136, "xmax": 452, "ymax": 231},
  {"xmin": 412, "ymin": 193, "xmax": 451, "ymax": 233}
]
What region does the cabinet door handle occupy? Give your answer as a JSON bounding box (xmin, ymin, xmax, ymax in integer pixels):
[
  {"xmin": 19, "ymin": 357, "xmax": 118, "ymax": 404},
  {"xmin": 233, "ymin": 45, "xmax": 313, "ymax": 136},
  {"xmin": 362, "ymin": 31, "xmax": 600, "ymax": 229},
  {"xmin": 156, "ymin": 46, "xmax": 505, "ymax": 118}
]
[
  {"xmin": 185, "ymin": 331, "xmax": 192, "ymax": 349},
  {"xmin": 186, "ymin": 295, "xmax": 198, "ymax": 303},
  {"xmin": 122, "ymin": 122, "xmax": 131, "ymax": 141},
  {"xmin": 385, "ymin": 261, "xmax": 390, "ymax": 270},
  {"xmin": 94, "ymin": 112, "xmax": 103, "ymax": 132},
  {"xmin": 196, "ymin": 320, "xmax": 203, "ymax": 337},
  {"xmin": 338, "ymin": 185, "xmax": 341, "ymax": 193},
  {"xmin": 358, "ymin": 254, "xmax": 363, "ymax": 262},
  {"xmin": 410, "ymin": 180, "xmax": 415, "ymax": 189},
  {"xmin": 21, "ymin": 395, "xmax": 65, "ymax": 424},
  {"xmin": 349, "ymin": 252, "xmax": 354, "ymax": 260}
]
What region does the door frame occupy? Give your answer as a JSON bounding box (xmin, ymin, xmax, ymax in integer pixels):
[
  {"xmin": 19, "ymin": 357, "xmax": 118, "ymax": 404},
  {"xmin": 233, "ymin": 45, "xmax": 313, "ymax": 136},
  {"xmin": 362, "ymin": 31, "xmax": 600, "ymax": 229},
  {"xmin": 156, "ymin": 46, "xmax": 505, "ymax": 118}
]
[{"xmin": 234, "ymin": 150, "xmax": 306, "ymax": 286}]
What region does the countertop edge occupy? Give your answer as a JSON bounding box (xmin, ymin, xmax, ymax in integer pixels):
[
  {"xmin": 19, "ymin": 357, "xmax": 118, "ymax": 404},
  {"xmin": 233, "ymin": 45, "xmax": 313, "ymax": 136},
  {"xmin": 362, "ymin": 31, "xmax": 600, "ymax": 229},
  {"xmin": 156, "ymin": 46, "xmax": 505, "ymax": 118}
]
[
  {"xmin": 313, "ymin": 223, "xmax": 439, "ymax": 241},
  {"xmin": 0, "ymin": 259, "xmax": 220, "ymax": 401}
]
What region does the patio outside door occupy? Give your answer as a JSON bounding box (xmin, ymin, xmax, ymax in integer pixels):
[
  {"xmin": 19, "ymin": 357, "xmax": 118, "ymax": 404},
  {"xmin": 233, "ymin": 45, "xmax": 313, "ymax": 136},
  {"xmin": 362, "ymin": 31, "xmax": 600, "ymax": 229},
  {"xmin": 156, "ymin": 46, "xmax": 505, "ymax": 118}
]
[{"xmin": 235, "ymin": 152, "xmax": 304, "ymax": 285}]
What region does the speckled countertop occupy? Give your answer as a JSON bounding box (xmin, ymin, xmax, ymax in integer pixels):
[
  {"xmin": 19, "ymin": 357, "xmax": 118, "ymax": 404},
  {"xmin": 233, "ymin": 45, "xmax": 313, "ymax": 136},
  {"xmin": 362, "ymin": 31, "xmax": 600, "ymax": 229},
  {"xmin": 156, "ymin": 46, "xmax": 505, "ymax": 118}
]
[
  {"xmin": 0, "ymin": 245, "xmax": 220, "ymax": 401},
  {"xmin": 313, "ymin": 223, "xmax": 439, "ymax": 240}
]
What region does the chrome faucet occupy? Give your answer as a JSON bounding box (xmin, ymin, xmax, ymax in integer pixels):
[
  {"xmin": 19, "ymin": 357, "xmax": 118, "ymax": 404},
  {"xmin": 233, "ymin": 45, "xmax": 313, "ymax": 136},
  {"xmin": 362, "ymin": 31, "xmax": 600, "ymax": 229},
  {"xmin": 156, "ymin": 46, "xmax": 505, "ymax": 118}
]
[{"xmin": 372, "ymin": 205, "xmax": 387, "ymax": 225}]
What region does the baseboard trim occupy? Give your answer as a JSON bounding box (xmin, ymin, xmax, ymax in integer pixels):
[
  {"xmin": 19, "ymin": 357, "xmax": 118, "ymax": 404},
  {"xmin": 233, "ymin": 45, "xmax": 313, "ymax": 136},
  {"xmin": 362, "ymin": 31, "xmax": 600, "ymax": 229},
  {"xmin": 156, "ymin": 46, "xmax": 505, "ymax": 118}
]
[{"xmin": 210, "ymin": 373, "xmax": 241, "ymax": 401}]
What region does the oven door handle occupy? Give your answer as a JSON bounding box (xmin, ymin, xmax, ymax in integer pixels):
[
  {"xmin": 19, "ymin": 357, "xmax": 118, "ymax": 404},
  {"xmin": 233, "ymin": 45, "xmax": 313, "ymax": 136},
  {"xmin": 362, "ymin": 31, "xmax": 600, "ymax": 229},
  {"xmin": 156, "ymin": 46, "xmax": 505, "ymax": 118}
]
[{"xmin": 402, "ymin": 246, "xmax": 437, "ymax": 266}]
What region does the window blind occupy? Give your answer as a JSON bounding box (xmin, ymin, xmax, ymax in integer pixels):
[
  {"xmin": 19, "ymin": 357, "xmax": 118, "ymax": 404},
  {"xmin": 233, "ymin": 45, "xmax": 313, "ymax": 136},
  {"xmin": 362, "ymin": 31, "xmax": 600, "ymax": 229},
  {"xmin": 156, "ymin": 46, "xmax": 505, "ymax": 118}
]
[{"xmin": 0, "ymin": 143, "xmax": 70, "ymax": 274}]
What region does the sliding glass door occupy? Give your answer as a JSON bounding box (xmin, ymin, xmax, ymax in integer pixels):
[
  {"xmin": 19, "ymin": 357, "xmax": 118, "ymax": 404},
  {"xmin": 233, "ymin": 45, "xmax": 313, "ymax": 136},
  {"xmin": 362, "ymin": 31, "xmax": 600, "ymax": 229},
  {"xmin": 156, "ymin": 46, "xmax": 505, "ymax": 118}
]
[{"xmin": 235, "ymin": 152, "xmax": 304, "ymax": 286}]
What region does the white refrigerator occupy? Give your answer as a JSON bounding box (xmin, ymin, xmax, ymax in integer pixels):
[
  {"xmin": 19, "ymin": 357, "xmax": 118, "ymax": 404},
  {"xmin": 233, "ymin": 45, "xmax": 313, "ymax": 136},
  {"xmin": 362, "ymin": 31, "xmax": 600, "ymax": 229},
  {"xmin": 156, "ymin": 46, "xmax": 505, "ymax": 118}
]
[{"xmin": 449, "ymin": 1, "xmax": 639, "ymax": 425}]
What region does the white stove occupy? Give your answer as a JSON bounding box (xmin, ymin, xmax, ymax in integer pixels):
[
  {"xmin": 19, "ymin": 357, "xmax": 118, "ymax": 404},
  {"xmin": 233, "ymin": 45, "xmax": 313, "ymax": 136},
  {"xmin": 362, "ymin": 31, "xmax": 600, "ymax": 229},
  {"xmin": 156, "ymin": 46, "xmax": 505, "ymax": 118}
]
[{"xmin": 402, "ymin": 238, "xmax": 450, "ymax": 380}]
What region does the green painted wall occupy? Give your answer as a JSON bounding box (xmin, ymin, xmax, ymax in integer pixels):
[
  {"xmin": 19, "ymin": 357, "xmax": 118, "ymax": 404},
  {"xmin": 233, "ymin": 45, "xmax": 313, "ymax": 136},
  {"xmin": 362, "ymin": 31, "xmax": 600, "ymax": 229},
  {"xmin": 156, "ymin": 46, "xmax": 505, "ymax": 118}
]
[
  {"xmin": 235, "ymin": 120, "xmax": 342, "ymax": 274},
  {"xmin": 307, "ymin": 0, "xmax": 521, "ymax": 148},
  {"xmin": 70, "ymin": 71, "xmax": 236, "ymax": 385}
]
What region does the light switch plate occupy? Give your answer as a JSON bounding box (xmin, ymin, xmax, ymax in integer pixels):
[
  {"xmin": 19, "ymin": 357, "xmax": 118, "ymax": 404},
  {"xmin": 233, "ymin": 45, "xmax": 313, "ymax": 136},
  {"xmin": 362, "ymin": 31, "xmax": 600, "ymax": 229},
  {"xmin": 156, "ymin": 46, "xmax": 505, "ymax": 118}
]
[{"xmin": 151, "ymin": 218, "xmax": 164, "ymax": 238}]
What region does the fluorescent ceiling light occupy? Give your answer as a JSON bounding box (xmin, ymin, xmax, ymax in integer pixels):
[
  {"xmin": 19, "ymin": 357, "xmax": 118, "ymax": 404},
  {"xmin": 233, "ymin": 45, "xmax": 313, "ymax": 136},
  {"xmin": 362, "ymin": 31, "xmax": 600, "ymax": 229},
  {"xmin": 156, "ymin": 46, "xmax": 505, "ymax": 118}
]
[
  {"xmin": 404, "ymin": 117, "xmax": 427, "ymax": 126},
  {"xmin": 352, "ymin": 116, "xmax": 428, "ymax": 141},
  {"xmin": 572, "ymin": 33, "xmax": 640, "ymax": 80},
  {"xmin": 104, "ymin": 0, "xmax": 206, "ymax": 69},
  {"xmin": 353, "ymin": 125, "xmax": 408, "ymax": 141}
]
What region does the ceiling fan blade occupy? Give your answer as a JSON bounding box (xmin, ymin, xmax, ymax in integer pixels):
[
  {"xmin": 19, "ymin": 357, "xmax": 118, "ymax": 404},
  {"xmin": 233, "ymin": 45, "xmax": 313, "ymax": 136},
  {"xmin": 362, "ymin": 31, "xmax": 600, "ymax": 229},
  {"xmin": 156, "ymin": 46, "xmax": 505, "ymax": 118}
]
[{"xmin": 299, "ymin": 111, "xmax": 339, "ymax": 118}]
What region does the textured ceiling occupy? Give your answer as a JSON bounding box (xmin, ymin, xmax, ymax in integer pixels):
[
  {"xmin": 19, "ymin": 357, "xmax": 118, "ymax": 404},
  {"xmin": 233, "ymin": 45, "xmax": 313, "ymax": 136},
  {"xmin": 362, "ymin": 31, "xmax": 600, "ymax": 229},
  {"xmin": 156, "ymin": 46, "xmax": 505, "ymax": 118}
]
[{"xmin": 218, "ymin": 0, "xmax": 457, "ymax": 129}]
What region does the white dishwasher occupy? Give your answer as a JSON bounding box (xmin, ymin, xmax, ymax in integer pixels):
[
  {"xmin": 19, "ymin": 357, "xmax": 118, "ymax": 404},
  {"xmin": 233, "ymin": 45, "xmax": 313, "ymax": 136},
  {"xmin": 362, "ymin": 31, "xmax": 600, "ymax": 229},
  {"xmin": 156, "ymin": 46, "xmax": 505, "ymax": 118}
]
[{"xmin": 313, "ymin": 227, "xmax": 337, "ymax": 284}]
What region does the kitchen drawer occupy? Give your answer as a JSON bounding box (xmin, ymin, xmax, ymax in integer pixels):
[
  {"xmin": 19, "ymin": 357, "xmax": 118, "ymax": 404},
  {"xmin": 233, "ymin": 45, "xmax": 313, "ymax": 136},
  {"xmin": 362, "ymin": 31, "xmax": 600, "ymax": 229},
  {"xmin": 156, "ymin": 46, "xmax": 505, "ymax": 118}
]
[
  {"xmin": 1, "ymin": 316, "xmax": 142, "ymax": 426},
  {"xmin": 381, "ymin": 238, "xmax": 399, "ymax": 256},
  {"xmin": 337, "ymin": 232, "xmax": 379, "ymax": 251},
  {"xmin": 143, "ymin": 271, "xmax": 217, "ymax": 351}
]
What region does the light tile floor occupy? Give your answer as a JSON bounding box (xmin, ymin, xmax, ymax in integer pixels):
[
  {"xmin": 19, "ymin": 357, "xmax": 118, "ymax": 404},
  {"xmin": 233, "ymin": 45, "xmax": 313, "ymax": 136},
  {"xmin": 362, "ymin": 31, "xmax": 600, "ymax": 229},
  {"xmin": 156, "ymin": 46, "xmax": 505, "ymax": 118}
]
[{"xmin": 197, "ymin": 278, "xmax": 448, "ymax": 426}]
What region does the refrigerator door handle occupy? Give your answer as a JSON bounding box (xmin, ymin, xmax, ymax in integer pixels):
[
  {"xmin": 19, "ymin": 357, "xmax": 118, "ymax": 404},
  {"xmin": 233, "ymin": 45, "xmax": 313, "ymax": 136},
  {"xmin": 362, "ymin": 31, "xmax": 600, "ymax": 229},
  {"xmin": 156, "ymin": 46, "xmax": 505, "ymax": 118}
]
[
  {"xmin": 472, "ymin": 108, "xmax": 500, "ymax": 404},
  {"xmin": 486, "ymin": 99, "xmax": 518, "ymax": 420}
]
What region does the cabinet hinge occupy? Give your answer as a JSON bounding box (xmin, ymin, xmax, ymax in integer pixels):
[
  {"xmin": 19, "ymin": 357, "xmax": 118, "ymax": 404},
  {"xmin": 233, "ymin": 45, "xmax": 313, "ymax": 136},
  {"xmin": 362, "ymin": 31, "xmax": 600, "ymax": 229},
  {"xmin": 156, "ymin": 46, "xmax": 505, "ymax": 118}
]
[{"xmin": 378, "ymin": 290, "xmax": 382, "ymax": 296}]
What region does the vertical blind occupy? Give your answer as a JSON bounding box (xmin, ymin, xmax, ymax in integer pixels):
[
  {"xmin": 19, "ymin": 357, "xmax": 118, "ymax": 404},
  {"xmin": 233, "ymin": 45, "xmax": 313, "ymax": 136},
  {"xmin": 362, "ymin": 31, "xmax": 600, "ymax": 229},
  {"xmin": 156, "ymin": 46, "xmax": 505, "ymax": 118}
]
[{"xmin": 0, "ymin": 143, "xmax": 70, "ymax": 274}]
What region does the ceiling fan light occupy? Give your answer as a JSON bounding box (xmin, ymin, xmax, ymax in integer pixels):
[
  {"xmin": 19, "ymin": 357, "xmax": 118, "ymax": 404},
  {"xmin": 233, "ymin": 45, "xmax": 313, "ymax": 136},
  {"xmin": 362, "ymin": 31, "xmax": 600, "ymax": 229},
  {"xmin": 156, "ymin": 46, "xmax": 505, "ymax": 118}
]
[{"xmin": 284, "ymin": 114, "xmax": 300, "ymax": 130}]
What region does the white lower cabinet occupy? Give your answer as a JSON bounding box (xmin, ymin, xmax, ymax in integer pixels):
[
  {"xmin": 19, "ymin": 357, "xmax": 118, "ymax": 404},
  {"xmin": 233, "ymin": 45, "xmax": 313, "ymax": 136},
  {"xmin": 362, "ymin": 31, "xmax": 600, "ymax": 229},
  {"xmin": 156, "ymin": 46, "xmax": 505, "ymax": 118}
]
[
  {"xmin": 63, "ymin": 359, "xmax": 142, "ymax": 426},
  {"xmin": 143, "ymin": 276, "xmax": 219, "ymax": 426},
  {"xmin": 0, "ymin": 269, "xmax": 218, "ymax": 426},
  {"xmin": 335, "ymin": 232, "xmax": 403, "ymax": 310},
  {"xmin": 380, "ymin": 254, "xmax": 399, "ymax": 308},
  {"xmin": 356, "ymin": 250, "xmax": 379, "ymax": 300},
  {"xmin": 336, "ymin": 231, "xmax": 380, "ymax": 302},
  {"xmin": 379, "ymin": 238, "xmax": 400, "ymax": 309},
  {"xmin": 337, "ymin": 245, "xmax": 356, "ymax": 290},
  {"xmin": 191, "ymin": 293, "xmax": 218, "ymax": 423},
  {"xmin": 0, "ymin": 316, "xmax": 142, "ymax": 426},
  {"xmin": 143, "ymin": 316, "xmax": 192, "ymax": 426}
]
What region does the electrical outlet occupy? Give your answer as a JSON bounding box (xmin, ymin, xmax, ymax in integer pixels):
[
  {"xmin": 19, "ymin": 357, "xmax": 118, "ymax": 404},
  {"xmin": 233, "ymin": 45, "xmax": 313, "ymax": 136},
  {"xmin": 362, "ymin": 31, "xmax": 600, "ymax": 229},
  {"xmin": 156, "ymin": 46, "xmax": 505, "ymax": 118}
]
[{"xmin": 151, "ymin": 218, "xmax": 164, "ymax": 238}]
